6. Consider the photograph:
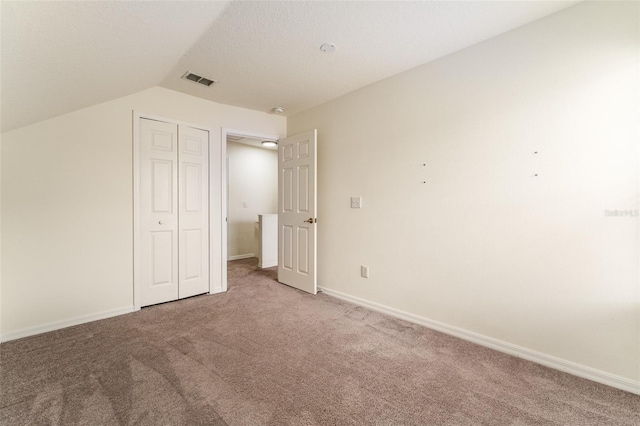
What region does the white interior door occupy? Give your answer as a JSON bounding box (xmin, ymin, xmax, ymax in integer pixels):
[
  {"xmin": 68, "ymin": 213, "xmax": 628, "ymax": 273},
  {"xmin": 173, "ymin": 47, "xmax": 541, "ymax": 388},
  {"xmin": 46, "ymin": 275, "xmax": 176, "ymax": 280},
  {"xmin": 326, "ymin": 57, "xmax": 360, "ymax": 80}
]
[
  {"xmin": 278, "ymin": 129, "xmax": 317, "ymax": 294},
  {"xmin": 178, "ymin": 125, "xmax": 210, "ymax": 299},
  {"xmin": 138, "ymin": 118, "xmax": 210, "ymax": 307},
  {"xmin": 139, "ymin": 118, "xmax": 179, "ymax": 306}
]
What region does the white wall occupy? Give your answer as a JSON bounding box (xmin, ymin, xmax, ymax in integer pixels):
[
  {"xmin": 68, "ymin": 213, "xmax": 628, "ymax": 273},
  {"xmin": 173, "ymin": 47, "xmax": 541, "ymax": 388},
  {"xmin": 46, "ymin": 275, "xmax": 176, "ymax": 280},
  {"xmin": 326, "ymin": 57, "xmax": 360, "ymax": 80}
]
[
  {"xmin": 289, "ymin": 1, "xmax": 639, "ymax": 382},
  {"xmin": 0, "ymin": 133, "xmax": 3, "ymax": 336},
  {"xmin": 1, "ymin": 87, "xmax": 285, "ymax": 337},
  {"xmin": 227, "ymin": 141, "xmax": 278, "ymax": 258}
]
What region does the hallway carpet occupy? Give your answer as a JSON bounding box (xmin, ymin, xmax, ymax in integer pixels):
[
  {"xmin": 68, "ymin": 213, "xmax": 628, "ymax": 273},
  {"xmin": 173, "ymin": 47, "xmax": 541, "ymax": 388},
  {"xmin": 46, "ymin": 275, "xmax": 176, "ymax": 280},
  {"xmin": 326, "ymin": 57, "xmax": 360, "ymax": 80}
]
[{"xmin": 1, "ymin": 258, "xmax": 638, "ymax": 425}]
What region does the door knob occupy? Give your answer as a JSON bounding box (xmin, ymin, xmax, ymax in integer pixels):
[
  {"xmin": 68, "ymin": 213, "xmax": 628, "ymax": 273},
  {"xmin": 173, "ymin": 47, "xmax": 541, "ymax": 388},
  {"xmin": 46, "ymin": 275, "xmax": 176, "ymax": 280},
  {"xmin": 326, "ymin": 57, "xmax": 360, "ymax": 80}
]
[
  {"xmin": 158, "ymin": 221, "xmax": 164, "ymax": 225},
  {"xmin": 304, "ymin": 218, "xmax": 316, "ymax": 223}
]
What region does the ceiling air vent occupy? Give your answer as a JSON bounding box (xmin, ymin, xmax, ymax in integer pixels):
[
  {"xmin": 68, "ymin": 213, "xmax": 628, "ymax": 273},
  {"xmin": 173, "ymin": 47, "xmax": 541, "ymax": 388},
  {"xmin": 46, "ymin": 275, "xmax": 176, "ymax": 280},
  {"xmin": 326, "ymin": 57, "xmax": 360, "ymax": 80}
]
[{"xmin": 182, "ymin": 71, "xmax": 216, "ymax": 87}]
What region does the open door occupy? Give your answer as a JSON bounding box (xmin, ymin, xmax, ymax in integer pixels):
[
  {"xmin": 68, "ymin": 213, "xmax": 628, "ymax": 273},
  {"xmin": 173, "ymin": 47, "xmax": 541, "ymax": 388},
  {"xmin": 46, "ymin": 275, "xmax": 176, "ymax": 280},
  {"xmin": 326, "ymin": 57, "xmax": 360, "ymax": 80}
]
[{"xmin": 278, "ymin": 130, "xmax": 317, "ymax": 294}]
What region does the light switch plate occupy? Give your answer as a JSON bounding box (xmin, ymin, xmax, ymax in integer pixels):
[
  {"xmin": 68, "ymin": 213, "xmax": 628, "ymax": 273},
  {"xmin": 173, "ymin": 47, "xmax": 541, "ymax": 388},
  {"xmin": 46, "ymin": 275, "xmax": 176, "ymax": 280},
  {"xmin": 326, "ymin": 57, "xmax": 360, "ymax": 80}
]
[{"xmin": 351, "ymin": 196, "xmax": 362, "ymax": 208}]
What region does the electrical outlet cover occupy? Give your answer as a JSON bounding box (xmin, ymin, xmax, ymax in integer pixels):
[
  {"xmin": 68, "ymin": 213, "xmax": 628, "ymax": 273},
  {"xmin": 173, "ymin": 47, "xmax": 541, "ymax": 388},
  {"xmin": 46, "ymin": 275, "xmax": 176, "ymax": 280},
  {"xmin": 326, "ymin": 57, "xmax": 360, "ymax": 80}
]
[{"xmin": 361, "ymin": 265, "xmax": 369, "ymax": 278}]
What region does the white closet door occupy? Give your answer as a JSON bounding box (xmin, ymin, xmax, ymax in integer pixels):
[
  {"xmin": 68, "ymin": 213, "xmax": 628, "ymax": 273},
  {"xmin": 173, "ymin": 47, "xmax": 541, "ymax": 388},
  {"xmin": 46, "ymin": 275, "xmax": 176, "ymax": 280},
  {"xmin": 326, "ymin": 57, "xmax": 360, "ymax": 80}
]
[
  {"xmin": 139, "ymin": 118, "xmax": 179, "ymax": 306},
  {"xmin": 178, "ymin": 125, "xmax": 210, "ymax": 299}
]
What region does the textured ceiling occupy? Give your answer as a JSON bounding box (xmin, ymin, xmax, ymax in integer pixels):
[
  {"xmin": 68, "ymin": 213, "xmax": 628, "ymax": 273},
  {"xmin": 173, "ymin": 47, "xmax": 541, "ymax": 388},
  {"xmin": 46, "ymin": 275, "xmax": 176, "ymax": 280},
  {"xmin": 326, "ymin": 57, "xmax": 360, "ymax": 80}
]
[
  {"xmin": 1, "ymin": 1, "xmax": 229, "ymax": 132},
  {"xmin": 1, "ymin": 1, "xmax": 579, "ymax": 133}
]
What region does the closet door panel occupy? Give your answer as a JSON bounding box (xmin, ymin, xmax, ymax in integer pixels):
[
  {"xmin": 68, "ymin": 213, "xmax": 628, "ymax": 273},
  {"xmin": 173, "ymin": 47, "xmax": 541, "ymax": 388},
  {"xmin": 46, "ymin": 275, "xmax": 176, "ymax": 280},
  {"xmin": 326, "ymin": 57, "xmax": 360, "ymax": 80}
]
[
  {"xmin": 178, "ymin": 125, "xmax": 210, "ymax": 299},
  {"xmin": 139, "ymin": 119, "xmax": 179, "ymax": 306}
]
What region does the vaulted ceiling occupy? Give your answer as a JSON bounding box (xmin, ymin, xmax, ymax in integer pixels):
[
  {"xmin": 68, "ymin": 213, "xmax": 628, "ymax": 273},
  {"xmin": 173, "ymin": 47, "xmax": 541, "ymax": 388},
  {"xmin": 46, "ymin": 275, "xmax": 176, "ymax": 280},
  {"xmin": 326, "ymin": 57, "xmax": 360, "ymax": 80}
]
[{"xmin": 1, "ymin": 1, "xmax": 579, "ymax": 133}]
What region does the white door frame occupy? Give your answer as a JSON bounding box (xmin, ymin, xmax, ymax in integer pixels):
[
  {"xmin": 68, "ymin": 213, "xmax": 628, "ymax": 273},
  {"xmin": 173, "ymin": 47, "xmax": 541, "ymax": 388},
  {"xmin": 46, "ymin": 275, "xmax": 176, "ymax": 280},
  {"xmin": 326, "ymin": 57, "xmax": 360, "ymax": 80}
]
[
  {"xmin": 133, "ymin": 111, "xmax": 217, "ymax": 310},
  {"xmin": 221, "ymin": 128, "xmax": 280, "ymax": 291}
]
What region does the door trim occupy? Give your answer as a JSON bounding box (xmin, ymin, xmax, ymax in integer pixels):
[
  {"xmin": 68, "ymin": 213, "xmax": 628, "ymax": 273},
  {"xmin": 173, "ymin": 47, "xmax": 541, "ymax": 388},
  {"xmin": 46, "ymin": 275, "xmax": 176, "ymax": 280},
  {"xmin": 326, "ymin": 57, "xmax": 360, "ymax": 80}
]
[
  {"xmin": 133, "ymin": 111, "xmax": 214, "ymax": 310},
  {"xmin": 221, "ymin": 128, "xmax": 280, "ymax": 292}
]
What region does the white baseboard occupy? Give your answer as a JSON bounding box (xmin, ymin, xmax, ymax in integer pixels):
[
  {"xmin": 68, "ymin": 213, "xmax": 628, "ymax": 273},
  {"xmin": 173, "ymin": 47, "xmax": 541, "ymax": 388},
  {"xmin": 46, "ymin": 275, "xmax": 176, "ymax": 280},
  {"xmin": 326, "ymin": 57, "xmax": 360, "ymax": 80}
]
[
  {"xmin": 228, "ymin": 253, "xmax": 255, "ymax": 261},
  {"xmin": 0, "ymin": 306, "xmax": 135, "ymax": 343},
  {"xmin": 258, "ymin": 261, "xmax": 277, "ymax": 268},
  {"xmin": 318, "ymin": 286, "xmax": 640, "ymax": 396}
]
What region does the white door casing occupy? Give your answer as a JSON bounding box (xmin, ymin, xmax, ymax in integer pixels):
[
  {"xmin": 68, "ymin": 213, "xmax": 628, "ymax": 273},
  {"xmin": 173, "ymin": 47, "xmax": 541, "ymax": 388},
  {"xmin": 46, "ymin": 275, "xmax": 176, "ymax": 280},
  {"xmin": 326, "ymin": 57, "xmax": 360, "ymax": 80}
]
[
  {"xmin": 278, "ymin": 129, "xmax": 317, "ymax": 294},
  {"xmin": 138, "ymin": 118, "xmax": 210, "ymax": 307}
]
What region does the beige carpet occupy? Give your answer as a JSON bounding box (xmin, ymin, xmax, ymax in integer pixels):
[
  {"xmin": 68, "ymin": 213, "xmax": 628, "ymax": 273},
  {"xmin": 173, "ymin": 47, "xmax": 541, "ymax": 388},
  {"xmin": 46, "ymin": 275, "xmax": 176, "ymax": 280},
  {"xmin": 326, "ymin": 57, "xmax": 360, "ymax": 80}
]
[{"xmin": 1, "ymin": 258, "xmax": 638, "ymax": 425}]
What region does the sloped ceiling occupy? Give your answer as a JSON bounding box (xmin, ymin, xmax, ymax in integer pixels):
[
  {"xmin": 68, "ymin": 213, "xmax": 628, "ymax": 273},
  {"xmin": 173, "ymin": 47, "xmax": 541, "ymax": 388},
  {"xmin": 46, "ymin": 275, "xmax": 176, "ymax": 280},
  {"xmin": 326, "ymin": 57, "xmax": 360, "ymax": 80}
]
[
  {"xmin": 1, "ymin": 1, "xmax": 579, "ymax": 133},
  {"xmin": 1, "ymin": 1, "xmax": 230, "ymax": 132}
]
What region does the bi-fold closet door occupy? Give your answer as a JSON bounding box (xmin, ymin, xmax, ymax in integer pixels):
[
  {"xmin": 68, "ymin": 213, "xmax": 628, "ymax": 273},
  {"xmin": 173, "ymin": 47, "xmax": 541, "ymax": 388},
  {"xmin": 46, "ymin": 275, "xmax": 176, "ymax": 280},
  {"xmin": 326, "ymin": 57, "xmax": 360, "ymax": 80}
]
[{"xmin": 139, "ymin": 118, "xmax": 209, "ymax": 307}]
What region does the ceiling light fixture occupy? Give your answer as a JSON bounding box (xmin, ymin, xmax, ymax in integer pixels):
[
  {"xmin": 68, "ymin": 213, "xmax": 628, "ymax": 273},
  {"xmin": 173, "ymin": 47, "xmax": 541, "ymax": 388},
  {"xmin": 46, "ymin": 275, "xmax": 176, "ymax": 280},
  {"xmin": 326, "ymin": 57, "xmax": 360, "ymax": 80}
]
[
  {"xmin": 320, "ymin": 43, "xmax": 337, "ymax": 53},
  {"xmin": 262, "ymin": 140, "xmax": 278, "ymax": 147},
  {"xmin": 273, "ymin": 106, "xmax": 285, "ymax": 114}
]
